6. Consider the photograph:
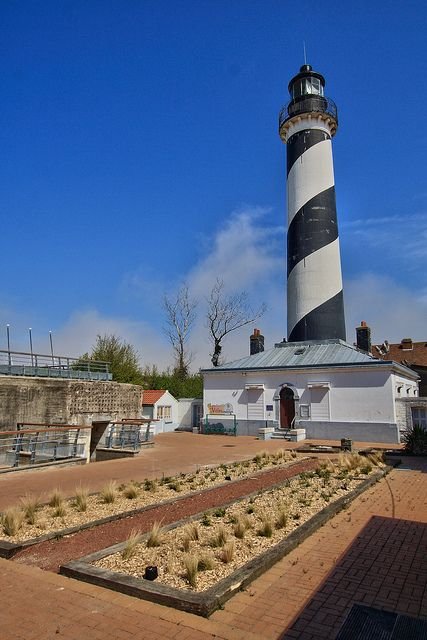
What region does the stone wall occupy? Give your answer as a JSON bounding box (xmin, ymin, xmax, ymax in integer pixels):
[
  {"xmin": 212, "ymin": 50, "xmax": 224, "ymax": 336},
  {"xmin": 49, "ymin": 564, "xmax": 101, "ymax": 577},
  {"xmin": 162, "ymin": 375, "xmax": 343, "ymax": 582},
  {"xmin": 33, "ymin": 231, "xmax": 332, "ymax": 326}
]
[
  {"xmin": 0, "ymin": 376, "xmax": 142, "ymax": 430},
  {"xmin": 395, "ymin": 397, "xmax": 427, "ymax": 434}
]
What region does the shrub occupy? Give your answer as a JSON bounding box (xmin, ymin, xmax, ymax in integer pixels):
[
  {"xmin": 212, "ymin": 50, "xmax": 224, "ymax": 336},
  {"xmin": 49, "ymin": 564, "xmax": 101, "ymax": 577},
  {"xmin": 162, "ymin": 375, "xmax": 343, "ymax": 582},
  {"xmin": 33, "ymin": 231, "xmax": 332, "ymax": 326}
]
[
  {"xmin": 1, "ymin": 507, "xmax": 24, "ymax": 536},
  {"xmin": 167, "ymin": 481, "xmax": 182, "ymax": 492},
  {"xmin": 182, "ymin": 553, "xmax": 199, "ymax": 587},
  {"xmin": 220, "ymin": 539, "xmax": 235, "ymax": 563},
  {"xmin": 100, "ymin": 481, "xmax": 117, "ymax": 504},
  {"xmin": 123, "ymin": 483, "xmax": 139, "ymax": 500},
  {"xmin": 143, "ymin": 479, "xmax": 157, "ymax": 492},
  {"xmin": 402, "ymin": 424, "xmax": 427, "ymax": 455},
  {"xmin": 146, "ymin": 521, "xmax": 163, "ymax": 548},
  {"xmin": 213, "ymin": 507, "xmax": 226, "ymax": 518},
  {"xmin": 360, "ymin": 464, "xmax": 372, "ymax": 475},
  {"xmin": 48, "ymin": 488, "xmax": 64, "ymax": 508},
  {"xmin": 20, "ymin": 495, "xmax": 40, "ymax": 525},
  {"xmin": 121, "ymin": 529, "xmax": 141, "ymax": 560},
  {"xmin": 201, "ymin": 512, "xmax": 212, "ymax": 527},
  {"xmin": 73, "ymin": 487, "xmax": 89, "ymax": 512}
]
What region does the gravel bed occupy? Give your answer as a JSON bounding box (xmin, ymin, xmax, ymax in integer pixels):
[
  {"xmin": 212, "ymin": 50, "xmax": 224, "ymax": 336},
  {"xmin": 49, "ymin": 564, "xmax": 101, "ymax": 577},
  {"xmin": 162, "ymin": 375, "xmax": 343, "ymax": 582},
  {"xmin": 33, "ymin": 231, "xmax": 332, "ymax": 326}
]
[
  {"xmin": 2, "ymin": 451, "xmax": 299, "ymax": 544},
  {"xmin": 94, "ymin": 459, "xmax": 378, "ymax": 592}
]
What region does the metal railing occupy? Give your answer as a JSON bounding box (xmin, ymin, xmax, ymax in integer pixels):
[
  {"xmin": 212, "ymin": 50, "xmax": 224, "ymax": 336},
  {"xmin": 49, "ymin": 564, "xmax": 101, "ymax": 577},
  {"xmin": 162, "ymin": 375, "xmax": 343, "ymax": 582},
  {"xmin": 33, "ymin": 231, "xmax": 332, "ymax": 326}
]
[
  {"xmin": 104, "ymin": 420, "xmax": 154, "ymax": 450},
  {"xmin": 0, "ymin": 424, "xmax": 89, "ymax": 470},
  {"xmin": 0, "ymin": 349, "xmax": 111, "ymax": 381},
  {"xmin": 279, "ymin": 95, "xmax": 338, "ymax": 131}
]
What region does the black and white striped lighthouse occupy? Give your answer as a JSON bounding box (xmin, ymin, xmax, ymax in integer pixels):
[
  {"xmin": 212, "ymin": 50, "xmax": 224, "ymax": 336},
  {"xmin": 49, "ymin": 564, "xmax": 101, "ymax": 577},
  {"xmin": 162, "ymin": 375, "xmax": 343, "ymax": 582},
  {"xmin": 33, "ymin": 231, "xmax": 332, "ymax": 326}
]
[{"xmin": 279, "ymin": 64, "xmax": 346, "ymax": 343}]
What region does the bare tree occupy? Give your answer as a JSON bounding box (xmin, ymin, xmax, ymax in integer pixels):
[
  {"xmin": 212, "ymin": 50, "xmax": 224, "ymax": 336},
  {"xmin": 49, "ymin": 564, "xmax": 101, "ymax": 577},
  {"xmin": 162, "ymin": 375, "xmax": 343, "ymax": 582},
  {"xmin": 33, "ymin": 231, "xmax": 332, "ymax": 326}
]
[
  {"xmin": 163, "ymin": 284, "xmax": 198, "ymax": 378},
  {"xmin": 207, "ymin": 278, "xmax": 266, "ymax": 367}
]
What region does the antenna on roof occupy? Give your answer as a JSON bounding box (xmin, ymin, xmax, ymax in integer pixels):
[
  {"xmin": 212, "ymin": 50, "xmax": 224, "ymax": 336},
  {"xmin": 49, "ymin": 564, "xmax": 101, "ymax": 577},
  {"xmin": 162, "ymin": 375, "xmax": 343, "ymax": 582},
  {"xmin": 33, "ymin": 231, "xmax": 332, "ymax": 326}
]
[{"xmin": 303, "ymin": 41, "xmax": 307, "ymax": 65}]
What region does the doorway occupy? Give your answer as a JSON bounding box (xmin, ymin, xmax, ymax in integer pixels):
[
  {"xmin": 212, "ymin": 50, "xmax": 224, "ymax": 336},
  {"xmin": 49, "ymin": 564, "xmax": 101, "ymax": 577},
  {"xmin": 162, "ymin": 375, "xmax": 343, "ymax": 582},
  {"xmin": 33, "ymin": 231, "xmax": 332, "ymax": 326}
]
[{"xmin": 280, "ymin": 387, "xmax": 295, "ymax": 428}]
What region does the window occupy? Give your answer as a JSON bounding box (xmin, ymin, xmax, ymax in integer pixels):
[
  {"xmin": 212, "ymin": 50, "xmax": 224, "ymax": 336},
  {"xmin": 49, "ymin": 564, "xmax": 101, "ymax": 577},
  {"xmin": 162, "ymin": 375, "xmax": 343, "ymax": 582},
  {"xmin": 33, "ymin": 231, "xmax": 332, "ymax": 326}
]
[
  {"xmin": 310, "ymin": 388, "xmax": 330, "ymax": 420},
  {"xmin": 157, "ymin": 405, "xmax": 171, "ymax": 420},
  {"xmin": 247, "ymin": 388, "xmax": 264, "ymax": 421},
  {"xmin": 411, "ymin": 407, "xmax": 427, "ymax": 429}
]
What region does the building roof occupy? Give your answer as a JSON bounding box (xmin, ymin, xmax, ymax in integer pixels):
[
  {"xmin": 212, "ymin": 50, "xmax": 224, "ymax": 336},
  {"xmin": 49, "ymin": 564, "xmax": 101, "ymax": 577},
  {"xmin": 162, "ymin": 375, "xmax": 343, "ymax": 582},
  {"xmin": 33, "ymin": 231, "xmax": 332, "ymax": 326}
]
[
  {"xmin": 371, "ymin": 339, "xmax": 427, "ymax": 367},
  {"xmin": 201, "ymin": 339, "xmax": 415, "ymax": 376},
  {"xmin": 141, "ymin": 389, "xmax": 167, "ymax": 405}
]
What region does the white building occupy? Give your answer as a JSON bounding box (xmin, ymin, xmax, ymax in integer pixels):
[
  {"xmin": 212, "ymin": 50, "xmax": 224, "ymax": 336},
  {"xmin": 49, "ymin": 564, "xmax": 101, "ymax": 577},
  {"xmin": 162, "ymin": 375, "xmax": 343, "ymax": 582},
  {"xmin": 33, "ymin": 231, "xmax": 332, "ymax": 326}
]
[
  {"xmin": 141, "ymin": 389, "xmax": 179, "ymax": 434},
  {"xmin": 177, "ymin": 398, "xmax": 203, "ymax": 431},
  {"xmin": 201, "ymin": 339, "xmax": 419, "ymax": 443}
]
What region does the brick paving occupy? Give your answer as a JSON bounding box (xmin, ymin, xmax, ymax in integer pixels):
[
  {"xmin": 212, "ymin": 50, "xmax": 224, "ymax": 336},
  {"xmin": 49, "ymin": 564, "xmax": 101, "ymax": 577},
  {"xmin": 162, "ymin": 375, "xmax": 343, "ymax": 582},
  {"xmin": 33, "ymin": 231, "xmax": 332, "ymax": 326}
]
[{"xmin": 0, "ymin": 433, "xmax": 422, "ymax": 640}]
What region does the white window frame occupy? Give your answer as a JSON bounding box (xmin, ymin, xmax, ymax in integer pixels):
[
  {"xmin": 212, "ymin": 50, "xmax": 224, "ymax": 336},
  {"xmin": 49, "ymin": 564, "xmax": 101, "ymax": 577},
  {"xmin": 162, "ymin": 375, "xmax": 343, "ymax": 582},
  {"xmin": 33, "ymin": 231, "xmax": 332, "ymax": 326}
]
[{"xmin": 157, "ymin": 405, "xmax": 172, "ymax": 421}]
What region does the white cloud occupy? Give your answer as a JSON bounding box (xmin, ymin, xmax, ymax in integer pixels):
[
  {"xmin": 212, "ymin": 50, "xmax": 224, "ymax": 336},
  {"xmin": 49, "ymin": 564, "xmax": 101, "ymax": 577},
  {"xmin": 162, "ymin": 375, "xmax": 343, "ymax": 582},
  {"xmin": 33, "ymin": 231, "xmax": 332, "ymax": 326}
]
[
  {"xmin": 53, "ymin": 309, "xmax": 171, "ymax": 370},
  {"xmin": 344, "ymin": 273, "xmax": 427, "ymax": 344}
]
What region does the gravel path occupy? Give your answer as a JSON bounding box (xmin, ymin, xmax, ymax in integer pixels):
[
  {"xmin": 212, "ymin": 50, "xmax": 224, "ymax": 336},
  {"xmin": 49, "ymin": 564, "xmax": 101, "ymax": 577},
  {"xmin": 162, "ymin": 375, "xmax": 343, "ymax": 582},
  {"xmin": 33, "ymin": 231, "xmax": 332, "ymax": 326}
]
[{"xmin": 12, "ymin": 458, "xmax": 319, "ymax": 573}]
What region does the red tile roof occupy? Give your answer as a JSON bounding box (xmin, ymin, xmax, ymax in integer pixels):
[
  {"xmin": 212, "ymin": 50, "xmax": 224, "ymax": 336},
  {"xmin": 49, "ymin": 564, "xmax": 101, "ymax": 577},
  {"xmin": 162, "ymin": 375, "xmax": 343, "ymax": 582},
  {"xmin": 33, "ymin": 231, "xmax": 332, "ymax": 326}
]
[
  {"xmin": 371, "ymin": 341, "xmax": 427, "ymax": 366},
  {"xmin": 142, "ymin": 390, "xmax": 166, "ymax": 405}
]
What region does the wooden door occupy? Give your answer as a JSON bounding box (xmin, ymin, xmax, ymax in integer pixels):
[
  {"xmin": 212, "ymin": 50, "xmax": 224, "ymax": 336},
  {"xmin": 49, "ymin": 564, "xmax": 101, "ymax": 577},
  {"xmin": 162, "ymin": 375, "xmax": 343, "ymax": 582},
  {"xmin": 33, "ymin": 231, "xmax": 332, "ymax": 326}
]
[{"xmin": 280, "ymin": 387, "xmax": 295, "ymax": 428}]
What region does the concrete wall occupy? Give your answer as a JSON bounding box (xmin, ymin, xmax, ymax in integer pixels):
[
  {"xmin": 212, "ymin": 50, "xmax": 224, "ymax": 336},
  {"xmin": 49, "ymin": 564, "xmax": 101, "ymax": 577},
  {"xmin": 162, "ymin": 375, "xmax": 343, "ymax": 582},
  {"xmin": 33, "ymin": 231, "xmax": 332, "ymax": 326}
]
[
  {"xmin": 177, "ymin": 398, "xmax": 203, "ymax": 429},
  {"xmin": 0, "ymin": 376, "xmax": 142, "ymax": 430}
]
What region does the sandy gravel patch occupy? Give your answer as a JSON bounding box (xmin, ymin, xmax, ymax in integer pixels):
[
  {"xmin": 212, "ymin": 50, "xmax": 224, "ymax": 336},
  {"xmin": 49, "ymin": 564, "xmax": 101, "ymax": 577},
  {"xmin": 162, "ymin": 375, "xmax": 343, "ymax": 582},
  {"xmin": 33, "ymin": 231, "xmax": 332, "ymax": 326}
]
[{"xmin": 94, "ymin": 457, "xmax": 380, "ymax": 592}]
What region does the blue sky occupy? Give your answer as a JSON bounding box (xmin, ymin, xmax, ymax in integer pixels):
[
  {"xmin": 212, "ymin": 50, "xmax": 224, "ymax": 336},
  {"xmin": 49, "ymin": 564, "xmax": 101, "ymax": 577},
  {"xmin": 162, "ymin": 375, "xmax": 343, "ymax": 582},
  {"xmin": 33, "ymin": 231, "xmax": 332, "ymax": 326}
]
[{"xmin": 1, "ymin": 1, "xmax": 426, "ymax": 368}]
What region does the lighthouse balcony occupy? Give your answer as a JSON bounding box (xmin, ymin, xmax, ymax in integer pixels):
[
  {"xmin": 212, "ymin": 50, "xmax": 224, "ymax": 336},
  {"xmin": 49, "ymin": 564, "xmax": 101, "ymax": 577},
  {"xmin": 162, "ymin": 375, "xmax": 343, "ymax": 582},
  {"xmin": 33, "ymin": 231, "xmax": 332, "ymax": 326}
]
[{"xmin": 279, "ymin": 95, "xmax": 338, "ymax": 132}]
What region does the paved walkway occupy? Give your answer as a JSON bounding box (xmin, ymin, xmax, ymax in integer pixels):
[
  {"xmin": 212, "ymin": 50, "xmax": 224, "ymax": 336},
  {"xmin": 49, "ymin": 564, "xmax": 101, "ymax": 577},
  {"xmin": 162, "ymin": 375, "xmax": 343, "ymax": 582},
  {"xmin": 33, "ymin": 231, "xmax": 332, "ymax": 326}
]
[
  {"xmin": 0, "ymin": 432, "xmax": 398, "ymax": 510},
  {"xmin": 1, "ymin": 434, "xmax": 422, "ymax": 640}
]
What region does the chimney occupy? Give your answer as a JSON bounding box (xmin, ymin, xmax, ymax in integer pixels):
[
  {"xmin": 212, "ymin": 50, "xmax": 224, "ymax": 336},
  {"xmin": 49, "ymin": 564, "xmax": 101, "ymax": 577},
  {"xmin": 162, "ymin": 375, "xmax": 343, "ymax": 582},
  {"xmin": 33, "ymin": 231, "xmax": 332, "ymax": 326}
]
[
  {"xmin": 356, "ymin": 321, "xmax": 371, "ymax": 354},
  {"xmin": 400, "ymin": 338, "xmax": 413, "ymax": 350},
  {"xmin": 250, "ymin": 328, "xmax": 265, "ymax": 355}
]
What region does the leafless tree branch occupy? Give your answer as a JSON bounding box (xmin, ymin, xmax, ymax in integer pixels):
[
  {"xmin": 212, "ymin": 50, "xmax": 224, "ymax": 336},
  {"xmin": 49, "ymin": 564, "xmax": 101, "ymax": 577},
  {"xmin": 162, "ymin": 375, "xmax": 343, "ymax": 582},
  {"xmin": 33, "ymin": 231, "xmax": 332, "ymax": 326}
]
[
  {"xmin": 206, "ymin": 278, "xmax": 266, "ymax": 367},
  {"xmin": 163, "ymin": 284, "xmax": 198, "ymax": 377}
]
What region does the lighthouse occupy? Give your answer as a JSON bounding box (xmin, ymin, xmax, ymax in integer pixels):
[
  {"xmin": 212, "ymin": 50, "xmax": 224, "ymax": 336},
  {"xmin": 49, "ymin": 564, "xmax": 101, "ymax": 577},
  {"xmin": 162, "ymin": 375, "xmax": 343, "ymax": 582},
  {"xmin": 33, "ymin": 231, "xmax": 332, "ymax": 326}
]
[{"xmin": 279, "ymin": 64, "xmax": 346, "ymax": 343}]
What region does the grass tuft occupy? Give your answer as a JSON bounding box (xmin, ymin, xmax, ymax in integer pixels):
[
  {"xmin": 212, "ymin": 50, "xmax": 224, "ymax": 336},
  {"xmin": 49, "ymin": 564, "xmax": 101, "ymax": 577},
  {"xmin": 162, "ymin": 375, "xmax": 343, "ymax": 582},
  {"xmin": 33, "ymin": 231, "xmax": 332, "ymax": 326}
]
[
  {"xmin": 258, "ymin": 514, "xmax": 274, "ymax": 538},
  {"xmin": 100, "ymin": 480, "xmax": 117, "ymax": 504},
  {"xmin": 48, "ymin": 488, "xmax": 64, "ymax": 508},
  {"xmin": 210, "ymin": 524, "xmax": 228, "ymax": 548},
  {"xmin": 275, "ymin": 505, "xmax": 288, "ymax": 529},
  {"xmin": 121, "ymin": 529, "xmax": 142, "ymax": 560},
  {"xmin": 146, "ymin": 521, "xmax": 163, "ymax": 548},
  {"xmin": 1, "ymin": 507, "xmax": 24, "ymax": 536},
  {"xmin": 182, "ymin": 553, "xmax": 199, "ymax": 588},
  {"xmin": 20, "ymin": 495, "xmax": 40, "ymax": 525},
  {"xmin": 233, "ymin": 514, "xmax": 250, "ymax": 539},
  {"xmin": 220, "ymin": 539, "xmax": 235, "ymax": 564},
  {"xmin": 52, "ymin": 503, "xmax": 67, "ymax": 518},
  {"xmin": 73, "ymin": 486, "xmax": 89, "ymax": 512},
  {"xmin": 123, "ymin": 482, "xmax": 139, "ymax": 500},
  {"xmin": 197, "ymin": 553, "xmax": 215, "ymax": 571},
  {"xmin": 184, "ymin": 521, "xmax": 199, "ymax": 541}
]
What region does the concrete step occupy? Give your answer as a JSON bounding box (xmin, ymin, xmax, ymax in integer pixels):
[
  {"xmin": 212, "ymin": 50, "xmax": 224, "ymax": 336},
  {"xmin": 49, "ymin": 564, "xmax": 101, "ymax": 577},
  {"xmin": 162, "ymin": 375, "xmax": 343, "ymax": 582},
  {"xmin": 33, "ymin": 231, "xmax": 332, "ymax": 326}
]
[{"xmin": 271, "ymin": 432, "xmax": 291, "ymax": 440}]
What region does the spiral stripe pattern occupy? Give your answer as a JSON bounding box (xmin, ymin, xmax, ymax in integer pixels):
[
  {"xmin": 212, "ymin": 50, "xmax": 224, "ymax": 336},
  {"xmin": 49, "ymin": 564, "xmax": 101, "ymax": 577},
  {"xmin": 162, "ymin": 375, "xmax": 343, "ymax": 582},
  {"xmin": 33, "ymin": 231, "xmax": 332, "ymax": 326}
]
[{"xmin": 286, "ymin": 127, "xmax": 346, "ymax": 342}]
